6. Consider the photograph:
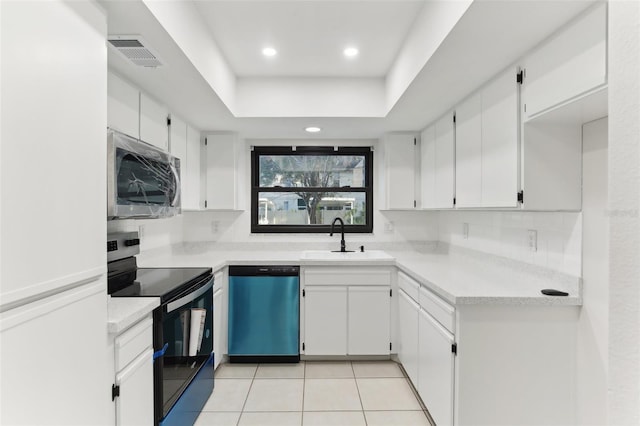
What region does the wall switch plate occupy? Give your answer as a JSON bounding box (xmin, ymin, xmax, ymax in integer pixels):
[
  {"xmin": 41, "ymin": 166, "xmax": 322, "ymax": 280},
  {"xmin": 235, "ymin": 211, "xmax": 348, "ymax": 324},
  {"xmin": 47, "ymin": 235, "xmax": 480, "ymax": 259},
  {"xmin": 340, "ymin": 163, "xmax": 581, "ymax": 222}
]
[
  {"xmin": 463, "ymin": 223, "xmax": 469, "ymax": 239},
  {"xmin": 528, "ymin": 229, "xmax": 537, "ymax": 252}
]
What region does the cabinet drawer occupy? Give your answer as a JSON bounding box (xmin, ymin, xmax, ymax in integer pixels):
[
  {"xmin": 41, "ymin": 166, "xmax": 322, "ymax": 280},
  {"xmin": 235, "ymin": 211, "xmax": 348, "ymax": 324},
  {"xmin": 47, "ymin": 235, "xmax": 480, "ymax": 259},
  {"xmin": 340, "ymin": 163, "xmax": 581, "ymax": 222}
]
[
  {"xmin": 419, "ymin": 286, "xmax": 455, "ymax": 333},
  {"xmin": 398, "ymin": 271, "xmax": 420, "ymax": 302},
  {"xmin": 304, "ymin": 268, "xmax": 391, "ymax": 286},
  {"xmin": 115, "ymin": 315, "xmax": 153, "ymax": 372}
]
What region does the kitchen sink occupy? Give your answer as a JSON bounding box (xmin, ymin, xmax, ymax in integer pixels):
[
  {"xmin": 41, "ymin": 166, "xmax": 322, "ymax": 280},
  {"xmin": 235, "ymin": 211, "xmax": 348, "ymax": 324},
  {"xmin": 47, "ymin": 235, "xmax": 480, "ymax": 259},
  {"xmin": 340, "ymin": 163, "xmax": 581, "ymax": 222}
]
[{"xmin": 300, "ymin": 250, "xmax": 394, "ymax": 261}]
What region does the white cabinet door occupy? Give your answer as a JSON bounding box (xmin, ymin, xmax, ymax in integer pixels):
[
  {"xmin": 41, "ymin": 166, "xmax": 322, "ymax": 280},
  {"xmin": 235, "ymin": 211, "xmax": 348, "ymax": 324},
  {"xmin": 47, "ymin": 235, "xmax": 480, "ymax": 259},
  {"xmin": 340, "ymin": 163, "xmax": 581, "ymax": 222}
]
[
  {"xmin": 384, "ymin": 134, "xmax": 417, "ymax": 209},
  {"xmin": 304, "ymin": 286, "xmax": 347, "ymax": 355},
  {"xmin": 455, "ymin": 93, "xmax": 482, "ymax": 207},
  {"xmin": 418, "ymin": 308, "xmax": 455, "ymax": 426},
  {"xmin": 348, "ymin": 286, "xmax": 390, "ymax": 355},
  {"xmin": 434, "ymin": 113, "xmax": 455, "ymax": 208},
  {"xmin": 115, "ymin": 348, "xmax": 154, "ymax": 426},
  {"xmin": 140, "ymin": 92, "xmax": 168, "ymax": 150},
  {"xmin": 481, "ymin": 68, "xmax": 519, "ymax": 208},
  {"xmin": 522, "ymin": 3, "xmax": 606, "ymax": 119},
  {"xmin": 398, "ymin": 289, "xmax": 420, "ymax": 387},
  {"xmin": 183, "ymin": 125, "xmax": 202, "ymax": 210},
  {"xmin": 108, "ymin": 72, "xmax": 139, "ymax": 139},
  {"xmin": 213, "ymin": 286, "xmax": 223, "ymax": 370},
  {"xmin": 205, "ymin": 133, "xmax": 239, "ymax": 210},
  {"xmin": 170, "ymin": 115, "xmax": 188, "ymax": 212},
  {"xmin": 420, "ymin": 126, "xmax": 436, "ymax": 208}
]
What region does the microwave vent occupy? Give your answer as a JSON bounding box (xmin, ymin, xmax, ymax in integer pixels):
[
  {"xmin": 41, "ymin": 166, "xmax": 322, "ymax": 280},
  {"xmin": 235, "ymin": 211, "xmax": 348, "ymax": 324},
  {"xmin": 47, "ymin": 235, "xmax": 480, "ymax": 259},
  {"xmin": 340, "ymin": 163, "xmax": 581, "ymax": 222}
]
[{"xmin": 108, "ymin": 36, "xmax": 163, "ymax": 68}]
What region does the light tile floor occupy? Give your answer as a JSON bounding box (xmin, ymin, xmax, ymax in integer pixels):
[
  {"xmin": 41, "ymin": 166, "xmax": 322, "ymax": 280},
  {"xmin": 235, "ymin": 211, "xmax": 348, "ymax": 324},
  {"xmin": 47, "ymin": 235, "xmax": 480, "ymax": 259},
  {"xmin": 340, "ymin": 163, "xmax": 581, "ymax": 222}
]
[{"xmin": 195, "ymin": 361, "xmax": 431, "ymax": 426}]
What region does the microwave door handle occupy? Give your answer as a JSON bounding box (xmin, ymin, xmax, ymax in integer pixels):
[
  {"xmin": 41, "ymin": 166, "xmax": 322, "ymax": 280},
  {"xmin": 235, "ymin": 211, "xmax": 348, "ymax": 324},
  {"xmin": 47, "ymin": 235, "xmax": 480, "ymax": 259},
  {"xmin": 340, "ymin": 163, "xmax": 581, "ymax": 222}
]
[
  {"xmin": 166, "ymin": 278, "xmax": 213, "ymax": 313},
  {"xmin": 171, "ymin": 164, "xmax": 181, "ymax": 207}
]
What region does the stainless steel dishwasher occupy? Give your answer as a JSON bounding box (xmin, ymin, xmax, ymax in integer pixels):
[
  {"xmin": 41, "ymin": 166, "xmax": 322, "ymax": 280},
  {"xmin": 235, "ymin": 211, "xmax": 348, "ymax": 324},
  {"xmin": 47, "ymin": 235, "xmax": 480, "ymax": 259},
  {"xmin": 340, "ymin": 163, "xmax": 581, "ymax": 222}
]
[{"xmin": 227, "ymin": 266, "xmax": 300, "ymax": 363}]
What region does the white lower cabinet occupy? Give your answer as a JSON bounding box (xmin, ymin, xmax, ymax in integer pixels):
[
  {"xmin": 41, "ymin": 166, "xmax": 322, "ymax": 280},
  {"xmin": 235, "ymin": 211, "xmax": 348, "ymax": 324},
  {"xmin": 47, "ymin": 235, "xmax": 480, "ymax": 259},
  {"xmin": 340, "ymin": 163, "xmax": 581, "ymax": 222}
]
[
  {"xmin": 304, "ymin": 286, "xmax": 348, "ymax": 355},
  {"xmin": 113, "ymin": 316, "xmax": 154, "ymax": 426},
  {"xmin": 348, "ymin": 286, "xmax": 391, "ymax": 355},
  {"xmin": 418, "ymin": 307, "xmax": 455, "ymax": 426},
  {"xmin": 302, "ymin": 267, "xmax": 391, "ymax": 356},
  {"xmin": 397, "ymin": 289, "xmax": 419, "ymax": 385}
]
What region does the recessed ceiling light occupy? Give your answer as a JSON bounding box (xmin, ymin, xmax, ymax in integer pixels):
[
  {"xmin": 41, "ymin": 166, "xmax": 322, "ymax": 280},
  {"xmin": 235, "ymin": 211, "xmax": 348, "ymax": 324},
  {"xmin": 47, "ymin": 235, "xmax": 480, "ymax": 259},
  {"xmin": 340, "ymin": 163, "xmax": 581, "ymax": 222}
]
[
  {"xmin": 262, "ymin": 47, "xmax": 277, "ymax": 57},
  {"xmin": 305, "ymin": 126, "xmax": 321, "ymax": 133},
  {"xmin": 343, "ymin": 47, "xmax": 359, "ymax": 58}
]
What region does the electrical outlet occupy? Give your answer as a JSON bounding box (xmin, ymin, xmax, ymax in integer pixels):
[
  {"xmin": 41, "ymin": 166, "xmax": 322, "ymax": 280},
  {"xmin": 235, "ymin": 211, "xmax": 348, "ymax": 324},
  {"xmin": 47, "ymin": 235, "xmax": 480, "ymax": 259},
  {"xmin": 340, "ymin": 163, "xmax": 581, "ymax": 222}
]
[
  {"xmin": 463, "ymin": 223, "xmax": 469, "ymax": 239},
  {"xmin": 138, "ymin": 225, "xmax": 145, "ymax": 238},
  {"xmin": 384, "ymin": 221, "xmax": 394, "ymax": 233},
  {"xmin": 211, "ymin": 220, "xmax": 219, "ymax": 234},
  {"xmin": 528, "ymin": 229, "xmax": 537, "ymax": 252}
]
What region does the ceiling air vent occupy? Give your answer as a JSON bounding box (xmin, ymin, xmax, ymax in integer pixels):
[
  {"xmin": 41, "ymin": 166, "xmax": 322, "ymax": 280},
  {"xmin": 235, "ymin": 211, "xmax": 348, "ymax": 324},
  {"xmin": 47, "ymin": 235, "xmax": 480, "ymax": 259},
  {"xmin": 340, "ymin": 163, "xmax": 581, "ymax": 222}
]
[{"xmin": 108, "ymin": 35, "xmax": 163, "ymax": 68}]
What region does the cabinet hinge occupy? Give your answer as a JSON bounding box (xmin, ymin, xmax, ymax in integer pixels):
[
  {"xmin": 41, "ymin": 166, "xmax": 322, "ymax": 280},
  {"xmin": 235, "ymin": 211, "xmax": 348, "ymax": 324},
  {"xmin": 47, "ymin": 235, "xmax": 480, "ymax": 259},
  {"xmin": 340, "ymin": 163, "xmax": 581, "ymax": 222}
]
[
  {"xmin": 204, "ymin": 200, "xmax": 208, "ymax": 208},
  {"xmin": 413, "ymin": 200, "xmax": 417, "ymax": 208},
  {"xmin": 302, "ymin": 343, "xmax": 305, "ymax": 351},
  {"xmin": 112, "ymin": 384, "xmax": 120, "ymax": 401},
  {"xmin": 390, "ymin": 289, "xmax": 392, "ymax": 297},
  {"xmin": 390, "ymin": 342, "xmax": 393, "ymax": 351},
  {"xmin": 453, "ymin": 113, "xmax": 456, "ymax": 124},
  {"xmin": 204, "ymin": 138, "xmax": 208, "ymax": 146},
  {"xmin": 302, "ymin": 289, "xmax": 305, "ymax": 297},
  {"xmin": 167, "ymin": 116, "xmax": 171, "ymax": 126},
  {"xmin": 453, "ymin": 197, "xmax": 456, "ymax": 206},
  {"xmin": 517, "ymin": 190, "xmax": 524, "ymax": 204},
  {"xmin": 516, "ymin": 70, "xmax": 524, "ymax": 85},
  {"xmin": 451, "ymin": 343, "xmax": 457, "ymax": 355},
  {"xmin": 414, "ymin": 138, "xmax": 417, "ymax": 146}
]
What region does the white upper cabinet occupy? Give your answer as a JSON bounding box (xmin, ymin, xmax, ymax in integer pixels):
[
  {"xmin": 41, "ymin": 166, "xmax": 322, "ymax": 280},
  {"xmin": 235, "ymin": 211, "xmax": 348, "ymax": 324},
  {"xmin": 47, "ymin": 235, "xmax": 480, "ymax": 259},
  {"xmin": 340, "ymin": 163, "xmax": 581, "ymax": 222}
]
[
  {"xmin": 454, "ymin": 93, "xmax": 482, "ymax": 207},
  {"xmin": 108, "ymin": 72, "xmax": 139, "ymax": 139},
  {"xmin": 205, "ymin": 133, "xmax": 240, "ymax": 210},
  {"xmin": 140, "ymin": 93, "xmax": 169, "ymax": 150},
  {"xmin": 383, "ymin": 133, "xmax": 418, "ymax": 209},
  {"xmin": 421, "ymin": 112, "xmax": 455, "ymax": 209},
  {"xmin": 184, "ymin": 125, "xmax": 202, "ymax": 210},
  {"xmin": 522, "ymin": 2, "xmax": 607, "ymax": 120},
  {"xmin": 169, "ymin": 115, "xmax": 188, "ymax": 209},
  {"xmin": 481, "ymin": 68, "xmax": 519, "ymax": 208}
]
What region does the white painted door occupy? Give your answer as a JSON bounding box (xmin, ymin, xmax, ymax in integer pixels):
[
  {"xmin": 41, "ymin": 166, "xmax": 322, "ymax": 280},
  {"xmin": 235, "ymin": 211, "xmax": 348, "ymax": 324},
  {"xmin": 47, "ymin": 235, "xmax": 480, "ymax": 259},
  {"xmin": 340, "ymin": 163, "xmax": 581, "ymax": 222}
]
[
  {"xmin": 140, "ymin": 92, "xmax": 168, "ymax": 150},
  {"xmin": 420, "ymin": 125, "xmax": 436, "ymax": 208},
  {"xmin": 205, "ymin": 134, "xmax": 238, "ymax": 210},
  {"xmin": 108, "ymin": 72, "xmax": 140, "ymax": 139},
  {"xmin": 455, "ymin": 93, "xmax": 482, "ymax": 207},
  {"xmin": 522, "ymin": 3, "xmax": 606, "ymax": 119},
  {"xmin": 384, "ymin": 134, "xmax": 416, "ymax": 209},
  {"xmin": 418, "ymin": 308, "xmax": 455, "ymax": 426},
  {"xmin": 184, "ymin": 125, "xmax": 202, "ymax": 209},
  {"xmin": 398, "ymin": 289, "xmax": 420, "ymax": 387},
  {"xmin": 481, "ymin": 68, "xmax": 519, "ymax": 208},
  {"xmin": 115, "ymin": 348, "xmax": 154, "ymax": 426},
  {"xmin": 434, "ymin": 113, "xmax": 455, "ymax": 208},
  {"xmin": 347, "ymin": 286, "xmax": 390, "ymax": 355},
  {"xmin": 304, "ymin": 286, "xmax": 347, "ymax": 355},
  {"xmin": 213, "ymin": 286, "xmax": 223, "ymax": 370}
]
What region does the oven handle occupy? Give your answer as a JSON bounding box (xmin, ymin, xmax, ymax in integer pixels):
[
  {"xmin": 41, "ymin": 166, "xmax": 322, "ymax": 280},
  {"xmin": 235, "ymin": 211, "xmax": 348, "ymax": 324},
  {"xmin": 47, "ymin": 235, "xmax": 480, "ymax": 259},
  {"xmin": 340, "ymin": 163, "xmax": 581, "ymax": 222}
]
[{"xmin": 166, "ymin": 278, "xmax": 213, "ymax": 313}]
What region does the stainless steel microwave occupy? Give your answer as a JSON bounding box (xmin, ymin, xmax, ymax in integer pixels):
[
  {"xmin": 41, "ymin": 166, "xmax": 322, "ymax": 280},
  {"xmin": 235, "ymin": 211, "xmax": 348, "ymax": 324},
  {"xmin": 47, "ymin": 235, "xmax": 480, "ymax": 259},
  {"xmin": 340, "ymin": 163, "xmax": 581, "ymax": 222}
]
[{"xmin": 107, "ymin": 129, "xmax": 181, "ymax": 219}]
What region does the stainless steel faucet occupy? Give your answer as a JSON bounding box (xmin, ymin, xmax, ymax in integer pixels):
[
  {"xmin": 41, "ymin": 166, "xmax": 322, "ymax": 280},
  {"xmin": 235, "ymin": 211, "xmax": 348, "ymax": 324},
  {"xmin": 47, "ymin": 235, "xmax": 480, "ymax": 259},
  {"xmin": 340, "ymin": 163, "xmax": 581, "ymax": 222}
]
[{"xmin": 330, "ymin": 217, "xmax": 346, "ymax": 252}]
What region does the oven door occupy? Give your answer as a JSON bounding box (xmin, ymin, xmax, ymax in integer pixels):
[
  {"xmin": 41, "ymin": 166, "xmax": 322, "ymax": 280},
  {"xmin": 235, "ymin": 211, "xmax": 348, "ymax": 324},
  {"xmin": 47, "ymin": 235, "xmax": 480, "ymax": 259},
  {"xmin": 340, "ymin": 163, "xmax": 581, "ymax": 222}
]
[
  {"xmin": 107, "ymin": 129, "xmax": 181, "ymax": 219},
  {"xmin": 153, "ymin": 276, "xmax": 213, "ymax": 425}
]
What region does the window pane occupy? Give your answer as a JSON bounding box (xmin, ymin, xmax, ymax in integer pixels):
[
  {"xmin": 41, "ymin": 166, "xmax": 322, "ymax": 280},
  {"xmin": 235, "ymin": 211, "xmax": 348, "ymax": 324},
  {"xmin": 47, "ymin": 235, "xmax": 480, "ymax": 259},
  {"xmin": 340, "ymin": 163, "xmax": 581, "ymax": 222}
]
[
  {"xmin": 259, "ymin": 155, "xmax": 366, "ymax": 188},
  {"xmin": 257, "ymin": 192, "xmax": 367, "ymax": 225}
]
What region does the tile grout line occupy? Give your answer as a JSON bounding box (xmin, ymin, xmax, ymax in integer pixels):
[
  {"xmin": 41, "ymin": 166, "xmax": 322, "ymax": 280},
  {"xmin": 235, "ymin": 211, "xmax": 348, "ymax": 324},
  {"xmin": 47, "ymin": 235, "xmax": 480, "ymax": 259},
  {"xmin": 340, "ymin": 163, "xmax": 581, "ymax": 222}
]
[
  {"xmin": 301, "ymin": 361, "xmax": 306, "ymax": 426},
  {"xmin": 235, "ymin": 364, "xmax": 258, "ymax": 426},
  {"xmin": 351, "ymin": 361, "xmax": 369, "ymax": 426}
]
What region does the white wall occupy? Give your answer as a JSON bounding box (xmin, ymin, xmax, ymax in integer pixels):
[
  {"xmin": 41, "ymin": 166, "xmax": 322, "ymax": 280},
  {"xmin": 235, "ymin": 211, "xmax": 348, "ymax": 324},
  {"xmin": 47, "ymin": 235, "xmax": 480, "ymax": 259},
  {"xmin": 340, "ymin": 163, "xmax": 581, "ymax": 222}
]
[
  {"xmin": 608, "ymin": 1, "xmax": 640, "ymax": 423},
  {"xmin": 437, "ymin": 210, "xmax": 582, "ymax": 276},
  {"xmin": 577, "ymin": 117, "xmax": 608, "ymax": 425},
  {"xmin": 108, "ymin": 216, "xmax": 184, "ymax": 253}
]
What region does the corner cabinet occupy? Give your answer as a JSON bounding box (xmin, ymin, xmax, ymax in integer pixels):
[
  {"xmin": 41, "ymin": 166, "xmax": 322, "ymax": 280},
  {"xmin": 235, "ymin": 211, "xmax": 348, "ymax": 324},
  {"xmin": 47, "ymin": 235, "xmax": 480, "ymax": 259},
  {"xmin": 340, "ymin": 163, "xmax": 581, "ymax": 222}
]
[
  {"xmin": 301, "ymin": 267, "xmax": 392, "ymax": 356},
  {"xmin": 204, "ymin": 133, "xmax": 241, "ymax": 210},
  {"xmin": 382, "ymin": 133, "xmax": 419, "ymax": 209}
]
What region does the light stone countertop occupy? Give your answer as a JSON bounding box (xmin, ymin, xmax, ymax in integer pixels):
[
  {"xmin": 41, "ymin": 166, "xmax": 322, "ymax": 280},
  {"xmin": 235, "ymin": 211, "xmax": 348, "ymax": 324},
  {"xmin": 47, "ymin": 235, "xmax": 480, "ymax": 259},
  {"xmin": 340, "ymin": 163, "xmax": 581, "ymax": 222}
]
[
  {"xmin": 108, "ymin": 243, "xmax": 582, "ymax": 334},
  {"xmin": 107, "ymin": 295, "xmax": 159, "ymax": 334}
]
